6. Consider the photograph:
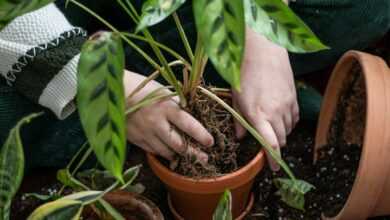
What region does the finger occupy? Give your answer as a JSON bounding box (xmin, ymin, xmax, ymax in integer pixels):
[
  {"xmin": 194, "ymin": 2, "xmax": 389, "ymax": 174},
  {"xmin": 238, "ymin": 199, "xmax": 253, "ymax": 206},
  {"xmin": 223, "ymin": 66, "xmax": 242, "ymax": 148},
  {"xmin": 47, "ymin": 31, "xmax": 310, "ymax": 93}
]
[
  {"xmin": 186, "ymin": 146, "xmax": 209, "ymax": 166},
  {"xmin": 136, "ymin": 141, "xmax": 156, "ymax": 154},
  {"xmin": 270, "ymin": 117, "xmax": 287, "ymax": 147},
  {"xmin": 255, "ymin": 120, "xmax": 281, "ymax": 171},
  {"xmin": 157, "ymin": 121, "xmax": 186, "ymax": 155},
  {"xmin": 233, "ymin": 99, "xmax": 247, "ymax": 139},
  {"xmin": 168, "ymin": 110, "xmax": 214, "ymax": 147},
  {"xmin": 292, "ymin": 101, "xmax": 300, "ymax": 126},
  {"xmin": 283, "ymin": 112, "xmax": 293, "ymax": 135},
  {"xmin": 147, "ymin": 136, "xmax": 175, "ymax": 160}
]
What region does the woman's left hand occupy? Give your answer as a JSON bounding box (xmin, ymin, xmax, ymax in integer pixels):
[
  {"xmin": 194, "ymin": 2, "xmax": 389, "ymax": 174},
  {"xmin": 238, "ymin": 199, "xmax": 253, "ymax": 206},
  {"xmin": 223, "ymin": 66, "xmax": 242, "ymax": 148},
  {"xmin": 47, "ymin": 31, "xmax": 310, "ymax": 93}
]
[{"xmin": 232, "ymin": 28, "xmax": 299, "ymax": 171}]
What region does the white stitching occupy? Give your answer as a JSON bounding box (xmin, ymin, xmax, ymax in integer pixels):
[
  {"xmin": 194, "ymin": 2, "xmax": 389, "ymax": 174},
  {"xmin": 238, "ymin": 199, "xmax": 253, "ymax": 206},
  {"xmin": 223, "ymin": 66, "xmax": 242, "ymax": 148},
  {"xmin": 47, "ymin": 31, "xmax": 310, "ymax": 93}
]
[{"xmin": 4, "ymin": 27, "xmax": 87, "ymax": 85}]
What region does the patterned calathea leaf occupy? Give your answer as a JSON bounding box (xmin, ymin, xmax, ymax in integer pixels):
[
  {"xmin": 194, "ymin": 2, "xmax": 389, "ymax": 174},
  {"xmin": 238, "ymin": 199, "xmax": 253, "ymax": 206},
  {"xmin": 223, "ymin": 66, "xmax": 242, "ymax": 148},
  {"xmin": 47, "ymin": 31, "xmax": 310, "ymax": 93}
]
[
  {"xmin": 213, "ymin": 190, "xmax": 233, "ymax": 220},
  {"xmin": 0, "ymin": 113, "xmax": 42, "ymax": 220},
  {"xmin": 136, "ymin": 0, "xmax": 186, "ymax": 32},
  {"xmin": 0, "ymin": 0, "xmax": 53, "ymax": 28},
  {"xmin": 77, "ymin": 32, "xmax": 126, "ymax": 182},
  {"xmin": 193, "ymin": 0, "xmax": 245, "ymax": 90},
  {"xmin": 244, "ymin": 0, "xmax": 328, "ymax": 53}
]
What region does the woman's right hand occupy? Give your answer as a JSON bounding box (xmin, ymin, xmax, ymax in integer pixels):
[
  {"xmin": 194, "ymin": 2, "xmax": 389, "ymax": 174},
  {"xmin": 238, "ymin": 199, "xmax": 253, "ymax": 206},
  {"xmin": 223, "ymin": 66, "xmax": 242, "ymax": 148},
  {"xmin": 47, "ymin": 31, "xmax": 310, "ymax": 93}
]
[{"xmin": 123, "ymin": 70, "xmax": 214, "ymax": 162}]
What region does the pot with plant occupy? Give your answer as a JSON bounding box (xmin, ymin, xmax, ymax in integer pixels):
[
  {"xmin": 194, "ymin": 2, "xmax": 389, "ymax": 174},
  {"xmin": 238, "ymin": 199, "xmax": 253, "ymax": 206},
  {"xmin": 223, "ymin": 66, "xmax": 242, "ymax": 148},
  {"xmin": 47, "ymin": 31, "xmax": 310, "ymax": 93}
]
[
  {"xmin": 0, "ymin": 0, "xmax": 328, "ymax": 219},
  {"xmin": 314, "ymin": 50, "xmax": 390, "ymax": 220}
]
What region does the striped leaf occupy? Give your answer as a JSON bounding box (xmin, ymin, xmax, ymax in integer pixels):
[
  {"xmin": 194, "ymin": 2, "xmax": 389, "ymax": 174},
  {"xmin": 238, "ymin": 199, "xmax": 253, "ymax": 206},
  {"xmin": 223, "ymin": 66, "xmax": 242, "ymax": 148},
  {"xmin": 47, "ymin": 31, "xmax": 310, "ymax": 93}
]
[
  {"xmin": 193, "ymin": 0, "xmax": 245, "ymax": 90},
  {"xmin": 0, "ymin": 113, "xmax": 42, "ymax": 220},
  {"xmin": 0, "ymin": 0, "xmax": 53, "ymax": 28},
  {"xmin": 77, "ymin": 32, "xmax": 126, "ymax": 182},
  {"xmin": 27, "ymin": 199, "xmax": 82, "ymax": 220},
  {"xmin": 213, "ymin": 190, "xmax": 232, "ymax": 220},
  {"xmin": 244, "ymin": 0, "xmax": 328, "ymax": 53},
  {"xmin": 59, "ymin": 191, "xmax": 102, "ymax": 205},
  {"xmin": 136, "ymin": 0, "xmax": 186, "ymax": 32},
  {"xmin": 274, "ymin": 178, "xmax": 315, "ymax": 211}
]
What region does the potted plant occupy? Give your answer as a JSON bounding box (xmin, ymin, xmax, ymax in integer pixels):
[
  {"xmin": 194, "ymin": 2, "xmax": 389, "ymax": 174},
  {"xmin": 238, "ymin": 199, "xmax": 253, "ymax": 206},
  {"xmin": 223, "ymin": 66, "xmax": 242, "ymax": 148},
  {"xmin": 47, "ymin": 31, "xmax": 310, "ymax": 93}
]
[
  {"xmin": 314, "ymin": 50, "xmax": 390, "ymax": 220},
  {"xmin": 0, "ymin": 0, "xmax": 328, "ymax": 219}
]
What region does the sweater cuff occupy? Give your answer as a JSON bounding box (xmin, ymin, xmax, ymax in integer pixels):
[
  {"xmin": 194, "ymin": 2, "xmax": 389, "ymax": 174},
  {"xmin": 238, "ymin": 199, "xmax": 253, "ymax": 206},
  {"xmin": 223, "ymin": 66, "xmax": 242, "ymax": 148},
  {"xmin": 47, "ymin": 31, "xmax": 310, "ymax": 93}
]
[{"xmin": 38, "ymin": 54, "xmax": 79, "ymax": 119}]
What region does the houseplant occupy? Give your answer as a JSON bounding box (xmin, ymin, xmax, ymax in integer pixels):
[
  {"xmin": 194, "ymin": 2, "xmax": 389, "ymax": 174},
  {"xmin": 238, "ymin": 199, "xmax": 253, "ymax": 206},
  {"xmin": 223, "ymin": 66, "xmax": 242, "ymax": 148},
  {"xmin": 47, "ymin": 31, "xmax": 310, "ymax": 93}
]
[
  {"xmin": 314, "ymin": 50, "xmax": 390, "ymax": 220},
  {"xmin": 0, "ymin": 0, "xmax": 328, "ymax": 219}
]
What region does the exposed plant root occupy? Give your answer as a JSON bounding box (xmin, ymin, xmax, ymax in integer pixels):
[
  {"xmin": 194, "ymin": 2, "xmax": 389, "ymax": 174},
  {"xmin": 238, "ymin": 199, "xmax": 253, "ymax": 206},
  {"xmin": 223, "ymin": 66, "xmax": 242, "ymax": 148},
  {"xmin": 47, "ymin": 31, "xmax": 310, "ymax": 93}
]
[{"xmin": 172, "ymin": 87, "xmax": 240, "ymax": 177}]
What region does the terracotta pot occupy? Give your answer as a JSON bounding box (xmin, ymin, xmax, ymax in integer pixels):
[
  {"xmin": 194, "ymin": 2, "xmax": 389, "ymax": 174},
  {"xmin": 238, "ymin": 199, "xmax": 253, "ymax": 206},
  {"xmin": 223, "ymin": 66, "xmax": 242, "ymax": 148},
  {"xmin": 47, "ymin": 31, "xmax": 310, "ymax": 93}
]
[
  {"xmin": 314, "ymin": 50, "xmax": 390, "ymax": 220},
  {"xmin": 147, "ymin": 149, "xmax": 265, "ymax": 220},
  {"xmin": 84, "ymin": 190, "xmax": 164, "ymax": 220}
]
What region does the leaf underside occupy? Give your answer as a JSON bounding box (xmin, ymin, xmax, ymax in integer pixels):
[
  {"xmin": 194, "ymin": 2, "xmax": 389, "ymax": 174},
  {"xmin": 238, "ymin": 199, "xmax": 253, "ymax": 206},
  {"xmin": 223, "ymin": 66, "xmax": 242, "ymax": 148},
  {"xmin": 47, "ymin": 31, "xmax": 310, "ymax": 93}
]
[
  {"xmin": 244, "ymin": 0, "xmax": 328, "ymax": 53},
  {"xmin": 274, "ymin": 178, "xmax": 315, "ymax": 211},
  {"xmin": 77, "ymin": 32, "xmax": 127, "ymax": 182},
  {"xmin": 193, "ymin": 0, "xmax": 245, "ymax": 90},
  {"xmin": 213, "ymin": 189, "xmax": 233, "ymax": 220}
]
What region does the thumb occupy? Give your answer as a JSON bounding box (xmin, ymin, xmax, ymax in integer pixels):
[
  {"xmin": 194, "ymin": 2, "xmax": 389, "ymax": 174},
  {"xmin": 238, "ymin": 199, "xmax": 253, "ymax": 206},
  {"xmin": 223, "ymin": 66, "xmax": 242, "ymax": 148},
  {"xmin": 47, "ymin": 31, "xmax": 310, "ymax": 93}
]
[
  {"xmin": 255, "ymin": 120, "xmax": 281, "ymax": 171},
  {"xmin": 233, "ymin": 99, "xmax": 247, "ymax": 139}
]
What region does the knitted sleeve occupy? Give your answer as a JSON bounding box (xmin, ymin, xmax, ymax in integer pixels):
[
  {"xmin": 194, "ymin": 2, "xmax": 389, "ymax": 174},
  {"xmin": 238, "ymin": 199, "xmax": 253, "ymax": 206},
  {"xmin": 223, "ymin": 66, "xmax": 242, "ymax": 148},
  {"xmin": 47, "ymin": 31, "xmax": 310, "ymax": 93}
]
[{"xmin": 0, "ymin": 3, "xmax": 87, "ymax": 119}]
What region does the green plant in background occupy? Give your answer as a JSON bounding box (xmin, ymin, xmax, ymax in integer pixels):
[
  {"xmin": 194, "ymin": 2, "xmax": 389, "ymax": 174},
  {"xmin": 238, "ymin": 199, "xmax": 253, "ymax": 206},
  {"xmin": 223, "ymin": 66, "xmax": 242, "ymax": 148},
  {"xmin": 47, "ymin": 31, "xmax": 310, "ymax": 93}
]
[{"xmin": 0, "ymin": 0, "xmax": 328, "ymax": 219}]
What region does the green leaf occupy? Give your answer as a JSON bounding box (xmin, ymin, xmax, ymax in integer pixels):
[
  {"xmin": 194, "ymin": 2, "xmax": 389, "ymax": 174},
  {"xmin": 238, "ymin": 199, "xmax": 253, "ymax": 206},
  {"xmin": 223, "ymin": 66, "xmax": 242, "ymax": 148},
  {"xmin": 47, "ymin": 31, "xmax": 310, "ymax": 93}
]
[
  {"xmin": 213, "ymin": 190, "xmax": 232, "ymax": 220},
  {"xmin": 59, "ymin": 191, "xmax": 102, "ymax": 205},
  {"xmin": 244, "ymin": 0, "xmax": 329, "ymax": 53},
  {"xmin": 0, "ymin": 112, "xmax": 42, "ymax": 220},
  {"xmin": 27, "ymin": 199, "xmax": 82, "ymax": 220},
  {"xmin": 76, "ymin": 165, "xmax": 141, "ymax": 191},
  {"xmin": 193, "ymin": 0, "xmax": 245, "ymax": 90},
  {"xmin": 57, "ymin": 169, "xmax": 87, "ymax": 190},
  {"xmin": 24, "ymin": 193, "xmax": 59, "ymax": 202},
  {"xmin": 77, "ymin": 31, "xmax": 127, "ymax": 182},
  {"xmin": 0, "ymin": 0, "xmax": 53, "ymax": 28},
  {"xmin": 274, "ymin": 178, "xmax": 315, "ymax": 211},
  {"xmin": 97, "ymin": 198, "xmax": 125, "ymax": 220},
  {"xmin": 136, "ymin": 0, "xmax": 186, "ymax": 32}
]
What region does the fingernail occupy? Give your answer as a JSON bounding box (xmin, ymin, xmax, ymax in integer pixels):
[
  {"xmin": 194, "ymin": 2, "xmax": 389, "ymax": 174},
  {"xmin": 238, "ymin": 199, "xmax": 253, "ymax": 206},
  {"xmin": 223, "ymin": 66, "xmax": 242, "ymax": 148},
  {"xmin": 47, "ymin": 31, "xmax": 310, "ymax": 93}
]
[{"xmin": 206, "ymin": 137, "xmax": 214, "ymax": 147}]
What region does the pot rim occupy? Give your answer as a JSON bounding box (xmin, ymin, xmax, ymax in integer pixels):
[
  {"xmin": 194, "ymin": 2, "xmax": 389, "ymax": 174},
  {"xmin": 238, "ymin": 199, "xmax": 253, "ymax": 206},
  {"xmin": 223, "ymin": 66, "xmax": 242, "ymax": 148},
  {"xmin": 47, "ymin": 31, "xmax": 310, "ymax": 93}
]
[
  {"xmin": 314, "ymin": 50, "xmax": 390, "ymax": 220},
  {"xmin": 147, "ymin": 149, "xmax": 265, "ymax": 193}
]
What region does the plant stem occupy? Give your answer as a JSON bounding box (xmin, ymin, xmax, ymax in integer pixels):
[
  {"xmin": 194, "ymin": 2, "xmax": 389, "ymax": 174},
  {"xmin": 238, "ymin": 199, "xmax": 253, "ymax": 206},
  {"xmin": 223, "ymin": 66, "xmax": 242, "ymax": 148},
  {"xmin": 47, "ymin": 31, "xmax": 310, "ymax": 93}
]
[
  {"xmin": 172, "ymin": 12, "xmax": 194, "ymax": 61},
  {"xmin": 126, "ymin": 93, "xmax": 177, "ymax": 115},
  {"xmin": 198, "ymin": 87, "xmax": 296, "ymax": 181},
  {"xmin": 127, "ymin": 60, "xmax": 184, "ymax": 101},
  {"xmin": 189, "ymin": 37, "xmax": 207, "ymax": 94},
  {"xmin": 116, "ymin": 0, "xmax": 187, "ymax": 107},
  {"xmin": 120, "ymin": 32, "xmax": 190, "ymax": 66}
]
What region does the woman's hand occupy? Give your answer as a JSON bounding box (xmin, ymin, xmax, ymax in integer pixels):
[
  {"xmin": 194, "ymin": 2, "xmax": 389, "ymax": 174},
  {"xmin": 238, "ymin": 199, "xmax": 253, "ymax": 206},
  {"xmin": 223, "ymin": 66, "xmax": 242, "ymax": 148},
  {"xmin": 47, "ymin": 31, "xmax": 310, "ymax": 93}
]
[
  {"xmin": 123, "ymin": 70, "xmax": 214, "ymax": 162},
  {"xmin": 232, "ymin": 28, "xmax": 299, "ymax": 171}
]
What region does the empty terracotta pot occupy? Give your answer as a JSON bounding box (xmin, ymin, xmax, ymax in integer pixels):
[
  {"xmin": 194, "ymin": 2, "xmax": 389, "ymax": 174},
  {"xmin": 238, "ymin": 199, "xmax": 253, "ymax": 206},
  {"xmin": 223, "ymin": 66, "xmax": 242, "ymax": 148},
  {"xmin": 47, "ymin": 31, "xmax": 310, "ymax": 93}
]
[
  {"xmin": 314, "ymin": 50, "xmax": 390, "ymax": 220},
  {"xmin": 84, "ymin": 190, "xmax": 164, "ymax": 220},
  {"xmin": 147, "ymin": 149, "xmax": 265, "ymax": 220}
]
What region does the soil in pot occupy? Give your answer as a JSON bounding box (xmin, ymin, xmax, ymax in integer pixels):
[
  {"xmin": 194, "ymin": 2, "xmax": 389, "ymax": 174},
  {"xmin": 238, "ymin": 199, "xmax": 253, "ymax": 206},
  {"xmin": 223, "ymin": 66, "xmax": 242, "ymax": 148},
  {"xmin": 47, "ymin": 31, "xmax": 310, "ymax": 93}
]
[
  {"xmin": 247, "ymin": 64, "xmax": 389, "ymax": 220},
  {"xmin": 162, "ymin": 89, "xmax": 260, "ymax": 178}
]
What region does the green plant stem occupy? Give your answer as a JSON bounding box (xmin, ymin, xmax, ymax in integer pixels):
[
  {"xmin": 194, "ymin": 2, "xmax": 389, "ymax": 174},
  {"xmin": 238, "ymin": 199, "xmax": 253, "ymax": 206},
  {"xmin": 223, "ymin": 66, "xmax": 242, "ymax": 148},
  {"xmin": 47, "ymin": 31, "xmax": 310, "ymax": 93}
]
[
  {"xmin": 189, "ymin": 37, "xmax": 207, "ymax": 94},
  {"xmin": 127, "ymin": 60, "xmax": 184, "ymax": 101},
  {"xmin": 172, "ymin": 12, "xmax": 194, "ymax": 61},
  {"xmin": 116, "ymin": 0, "xmax": 187, "ymax": 107},
  {"xmin": 66, "ymin": 142, "xmax": 88, "ymax": 170},
  {"xmin": 198, "ymin": 87, "xmax": 296, "ymax": 181},
  {"xmin": 126, "ymin": 93, "xmax": 177, "ymax": 115},
  {"xmin": 120, "ymin": 33, "xmax": 190, "ymax": 66}
]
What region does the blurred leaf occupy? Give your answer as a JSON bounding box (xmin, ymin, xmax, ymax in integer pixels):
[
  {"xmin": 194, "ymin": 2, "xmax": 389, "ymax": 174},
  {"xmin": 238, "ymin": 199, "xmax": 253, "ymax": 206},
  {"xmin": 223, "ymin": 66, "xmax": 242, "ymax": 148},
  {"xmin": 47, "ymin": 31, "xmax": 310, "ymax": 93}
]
[
  {"xmin": 0, "ymin": 0, "xmax": 53, "ymax": 28},
  {"xmin": 244, "ymin": 0, "xmax": 328, "ymax": 53},
  {"xmin": 274, "ymin": 178, "xmax": 315, "ymax": 211},
  {"xmin": 213, "ymin": 190, "xmax": 232, "ymax": 220},
  {"xmin": 78, "ymin": 31, "xmax": 127, "ymax": 182},
  {"xmin": 193, "ymin": 0, "xmax": 245, "ymax": 90},
  {"xmin": 59, "ymin": 191, "xmax": 102, "ymax": 205},
  {"xmin": 57, "ymin": 169, "xmax": 87, "ymax": 190},
  {"xmin": 27, "ymin": 199, "xmax": 82, "ymax": 220},
  {"xmin": 0, "ymin": 113, "xmax": 42, "ymax": 220},
  {"xmin": 24, "ymin": 193, "xmax": 59, "ymax": 202},
  {"xmin": 136, "ymin": 0, "xmax": 186, "ymax": 32}
]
